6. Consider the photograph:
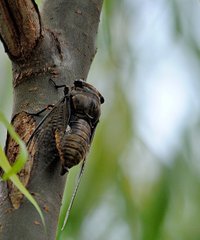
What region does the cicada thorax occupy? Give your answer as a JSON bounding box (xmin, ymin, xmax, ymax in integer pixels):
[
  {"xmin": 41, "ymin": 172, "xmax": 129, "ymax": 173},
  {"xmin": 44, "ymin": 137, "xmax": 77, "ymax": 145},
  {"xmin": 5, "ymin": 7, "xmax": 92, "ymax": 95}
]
[
  {"xmin": 71, "ymin": 80, "xmax": 104, "ymax": 126},
  {"xmin": 58, "ymin": 80, "xmax": 104, "ymax": 174}
]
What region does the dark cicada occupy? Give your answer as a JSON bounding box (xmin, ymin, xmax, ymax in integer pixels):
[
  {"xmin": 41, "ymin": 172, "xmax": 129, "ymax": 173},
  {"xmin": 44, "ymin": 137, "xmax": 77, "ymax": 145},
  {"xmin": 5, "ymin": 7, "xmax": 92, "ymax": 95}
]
[
  {"xmin": 58, "ymin": 80, "xmax": 104, "ymax": 174},
  {"xmin": 27, "ymin": 79, "xmax": 104, "ymax": 176}
]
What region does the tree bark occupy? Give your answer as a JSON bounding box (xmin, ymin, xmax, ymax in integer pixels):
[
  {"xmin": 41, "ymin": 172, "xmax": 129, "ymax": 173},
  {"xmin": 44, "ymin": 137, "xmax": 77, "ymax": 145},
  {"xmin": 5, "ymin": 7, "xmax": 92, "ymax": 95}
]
[{"xmin": 0, "ymin": 0, "xmax": 103, "ymax": 239}]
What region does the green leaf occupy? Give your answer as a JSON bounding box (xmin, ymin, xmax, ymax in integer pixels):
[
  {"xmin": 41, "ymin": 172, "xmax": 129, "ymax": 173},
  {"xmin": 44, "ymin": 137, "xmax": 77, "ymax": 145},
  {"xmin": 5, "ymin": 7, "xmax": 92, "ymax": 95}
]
[
  {"xmin": 0, "ymin": 112, "xmax": 45, "ymax": 227},
  {"xmin": 0, "ymin": 113, "xmax": 28, "ymax": 180}
]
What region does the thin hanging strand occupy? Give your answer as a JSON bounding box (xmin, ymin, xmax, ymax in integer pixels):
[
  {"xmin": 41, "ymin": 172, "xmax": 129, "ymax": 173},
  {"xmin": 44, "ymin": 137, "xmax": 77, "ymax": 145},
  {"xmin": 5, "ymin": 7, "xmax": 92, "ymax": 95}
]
[{"xmin": 61, "ymin": 159, "xmax": 86, "ymax": 231}]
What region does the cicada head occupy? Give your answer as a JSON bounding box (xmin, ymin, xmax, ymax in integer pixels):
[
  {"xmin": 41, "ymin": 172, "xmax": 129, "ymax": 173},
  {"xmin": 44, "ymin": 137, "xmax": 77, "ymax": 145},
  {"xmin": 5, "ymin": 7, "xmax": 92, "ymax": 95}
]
[{"xmin": 74, "ymin": 80, "xmax": 104, "ymax": 103}]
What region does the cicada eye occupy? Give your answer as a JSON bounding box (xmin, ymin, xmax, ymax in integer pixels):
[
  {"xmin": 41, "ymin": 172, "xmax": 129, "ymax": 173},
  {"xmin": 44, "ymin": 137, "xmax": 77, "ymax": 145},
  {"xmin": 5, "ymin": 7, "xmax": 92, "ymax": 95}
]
[
  {"xmin": 74, "ymin": 79, "xmax": 84, "ymax": 88},
  {"xmin": 100, "ymin": 95, "xmax": 104, "ymax": 104}
]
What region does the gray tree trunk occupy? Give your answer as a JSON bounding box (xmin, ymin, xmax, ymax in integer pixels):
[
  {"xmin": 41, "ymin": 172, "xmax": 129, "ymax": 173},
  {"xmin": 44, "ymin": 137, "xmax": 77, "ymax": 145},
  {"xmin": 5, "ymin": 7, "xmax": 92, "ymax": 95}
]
[{"xmin": 0, "ymin": 0, "xmax": 103, "ymax": 239}]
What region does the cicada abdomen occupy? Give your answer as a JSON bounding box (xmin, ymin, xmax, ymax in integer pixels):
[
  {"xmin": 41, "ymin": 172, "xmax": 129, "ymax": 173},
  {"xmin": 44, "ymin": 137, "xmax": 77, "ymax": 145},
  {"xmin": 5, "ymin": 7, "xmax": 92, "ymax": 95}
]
[
  {"xmin": 58, "ymin": 119, "xmax": 91, "ymax": 174},
  {"xmin": 58, "ymin": 80, "xmax": 104, "ymax": 174}
]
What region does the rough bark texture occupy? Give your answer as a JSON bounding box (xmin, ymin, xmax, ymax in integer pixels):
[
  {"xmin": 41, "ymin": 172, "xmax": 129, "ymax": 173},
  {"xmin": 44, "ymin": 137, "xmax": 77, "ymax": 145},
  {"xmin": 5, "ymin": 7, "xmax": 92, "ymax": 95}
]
[{"xmin": 0, "ymin": 0, "xmax": 103, "ymax": 239}]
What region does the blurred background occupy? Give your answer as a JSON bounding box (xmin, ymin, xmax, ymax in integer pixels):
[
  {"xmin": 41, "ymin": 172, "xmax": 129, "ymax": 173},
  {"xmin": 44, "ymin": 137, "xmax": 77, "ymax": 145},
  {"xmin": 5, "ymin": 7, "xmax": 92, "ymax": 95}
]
[{"xmin": 1, "ymin": 0, "xmax": 200, "ymax": 239}]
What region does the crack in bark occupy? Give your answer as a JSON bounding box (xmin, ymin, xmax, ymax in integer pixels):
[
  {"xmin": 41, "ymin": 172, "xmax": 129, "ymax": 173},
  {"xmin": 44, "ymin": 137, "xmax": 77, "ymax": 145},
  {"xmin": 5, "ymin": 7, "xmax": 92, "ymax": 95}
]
[{"xmin": 0, "ymin": 0, "xmax": 41, "ymax": 59}]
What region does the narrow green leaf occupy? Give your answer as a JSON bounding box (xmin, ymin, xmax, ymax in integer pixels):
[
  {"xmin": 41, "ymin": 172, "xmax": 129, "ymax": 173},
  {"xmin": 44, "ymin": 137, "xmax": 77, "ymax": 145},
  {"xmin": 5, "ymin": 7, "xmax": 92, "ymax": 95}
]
[
  {"xmin": 0, "ymin": 147, "xmax": 45, "ymax": 226},
  {"xmin": 0, "ymin": 112, "xmax": 28, "ymax": 180},
  {"xmin": 0, "ymin": 112, "xmax": 45, "ymax": 227}
]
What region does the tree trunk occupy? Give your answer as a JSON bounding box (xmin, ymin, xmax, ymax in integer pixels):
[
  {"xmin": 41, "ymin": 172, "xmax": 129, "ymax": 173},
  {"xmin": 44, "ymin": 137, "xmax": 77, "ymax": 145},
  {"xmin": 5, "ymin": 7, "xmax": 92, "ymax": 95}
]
[{"xmin": 0, "ymin": 0, "xmax": 103, "ymax": 239}]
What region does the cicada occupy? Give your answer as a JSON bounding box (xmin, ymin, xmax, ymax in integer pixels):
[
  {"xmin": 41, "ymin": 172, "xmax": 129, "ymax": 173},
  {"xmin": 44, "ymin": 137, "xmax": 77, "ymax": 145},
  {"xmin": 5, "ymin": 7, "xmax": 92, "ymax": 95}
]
[
  {"xmin": 27, "ymin": 79, "xmax": 104, "ymax": 176},
  {"xmin": 57, "ymin": 79, "xmax": 104, "ymax": 174}
]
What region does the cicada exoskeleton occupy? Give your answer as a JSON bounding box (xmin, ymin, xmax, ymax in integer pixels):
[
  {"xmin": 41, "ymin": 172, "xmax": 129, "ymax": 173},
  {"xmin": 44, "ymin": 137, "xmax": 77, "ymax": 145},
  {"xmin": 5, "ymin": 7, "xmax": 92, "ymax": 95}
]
[
  {"xmin": 27, "ymin": 79, "xmax": 104, "ymax": 176},
  {"xmin": 58, "ymin": 80, "xmax": 104, "ymax": 174}
]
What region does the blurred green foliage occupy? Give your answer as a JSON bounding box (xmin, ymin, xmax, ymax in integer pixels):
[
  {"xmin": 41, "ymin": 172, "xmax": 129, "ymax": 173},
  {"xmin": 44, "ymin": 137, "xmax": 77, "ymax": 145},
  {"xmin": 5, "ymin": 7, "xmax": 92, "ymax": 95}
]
[
  {"xmin": 58, "ymin": 0, "xmax": 200, "ymax": 239},
  {"xmin": 1, "ymin": 0, "xmax": 200, "ymax": 239}
]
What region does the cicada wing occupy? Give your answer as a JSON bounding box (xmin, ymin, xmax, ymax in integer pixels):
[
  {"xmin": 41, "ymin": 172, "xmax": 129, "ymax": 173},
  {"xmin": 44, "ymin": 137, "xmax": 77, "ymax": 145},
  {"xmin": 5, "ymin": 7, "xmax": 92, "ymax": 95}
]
[
  {"xmin": 26, "ymin": 95, "xmax": 67, "ymax": 147},
  {"xmin": 27, "ymin": 98, "xmax": 71, "ymax": 183}
]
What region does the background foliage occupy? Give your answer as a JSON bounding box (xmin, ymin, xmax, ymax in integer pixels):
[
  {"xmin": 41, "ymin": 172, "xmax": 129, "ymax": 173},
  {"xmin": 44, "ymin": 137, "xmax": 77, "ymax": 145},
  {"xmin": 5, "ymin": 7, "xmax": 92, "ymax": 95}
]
[{"xmin": 1, "ymin": 0, "xmax": 200, "ymax": 239}]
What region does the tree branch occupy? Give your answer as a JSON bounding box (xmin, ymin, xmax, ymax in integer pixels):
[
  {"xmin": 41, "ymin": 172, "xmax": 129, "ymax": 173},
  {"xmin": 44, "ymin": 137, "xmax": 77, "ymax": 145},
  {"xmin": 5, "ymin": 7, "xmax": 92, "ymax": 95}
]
[
  {"xmin": 0, "ymin": 0, "xmax": 41, "ymax": 59},
  {"xmin": 0, "ymin": 0, "xmax": 104, "ymax": 239},
  {"xmin": 42, "ymin": 0, "xmax": 103, "ymax": 80}
]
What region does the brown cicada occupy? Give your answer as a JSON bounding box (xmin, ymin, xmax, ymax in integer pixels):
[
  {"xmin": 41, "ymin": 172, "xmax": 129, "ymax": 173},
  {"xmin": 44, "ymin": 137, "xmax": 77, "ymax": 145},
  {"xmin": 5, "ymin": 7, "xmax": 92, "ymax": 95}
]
[
  {"xmin": 27, "ymin": 79, "xmax": 104, "ymax": 176},
  {"xmin": 57, "ymin": 80, "xmax": 104, "ymax": 174}
]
